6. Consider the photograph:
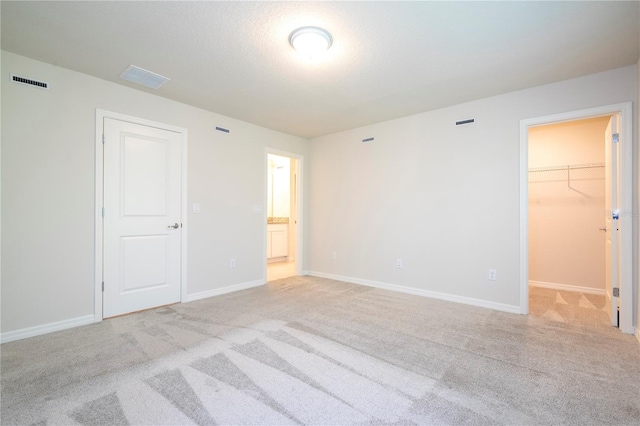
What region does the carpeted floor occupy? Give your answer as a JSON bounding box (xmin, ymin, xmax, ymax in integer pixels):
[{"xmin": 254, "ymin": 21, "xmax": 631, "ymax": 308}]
[
  {"xmin": 529, "ymin": 285, "xmax": 612, "ymax": 328},
  {"xmin": 1, "ymin": 276, "xmax": 639, "ymax": 425}
]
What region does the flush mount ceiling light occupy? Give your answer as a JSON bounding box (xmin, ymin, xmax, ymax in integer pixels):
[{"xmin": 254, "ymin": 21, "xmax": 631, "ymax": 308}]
[{"xmin": 288, "ymin": 26, "xmax": 333, "ymax": 58}]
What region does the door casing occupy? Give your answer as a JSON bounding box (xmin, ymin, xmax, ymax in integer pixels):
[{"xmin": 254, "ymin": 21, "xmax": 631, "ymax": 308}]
[
  {"xmin": 519, "ymin": 102, "xmax": 634, "ymax": 334},
  {"xmin": 94, "ymin": 109, "xmax": 189, "ymax": 322}
]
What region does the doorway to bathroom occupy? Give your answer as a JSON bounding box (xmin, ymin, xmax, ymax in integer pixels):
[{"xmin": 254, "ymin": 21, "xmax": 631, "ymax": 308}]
[{"xmin": 266, "ymin": 151, "xmax": 301, "ymax": 282}]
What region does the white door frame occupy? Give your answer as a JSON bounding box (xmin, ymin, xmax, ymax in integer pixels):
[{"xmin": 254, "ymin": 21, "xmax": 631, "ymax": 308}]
[
  {"xmin": 264, "ymin": 148, "xmax": 304, "ymax": 280},
  {"xmin": 94, "ymin": 109, "xmax": 189, "ymax": 322},
  {"xmin": 519, "ymin": 102, "xmax": 634, "ymax": 334}
]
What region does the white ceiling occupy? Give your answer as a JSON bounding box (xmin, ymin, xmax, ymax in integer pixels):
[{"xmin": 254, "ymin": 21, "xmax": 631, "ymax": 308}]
[{"xmin": 2, "ymin": 1, "xmax": 639, "ymax": 139}]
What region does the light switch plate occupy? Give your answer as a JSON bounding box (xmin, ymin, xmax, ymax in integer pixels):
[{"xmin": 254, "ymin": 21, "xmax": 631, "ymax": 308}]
[{"xmin": 193, "ymin": 203, "xmax": 200, "ymax": 213}]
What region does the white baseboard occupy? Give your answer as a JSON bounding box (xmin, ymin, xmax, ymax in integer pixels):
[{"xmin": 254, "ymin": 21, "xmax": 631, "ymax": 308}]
[
  {"xmin": 2, "ymin": 280, "xmax": 266, "ymax": 344},
  {"xmin": 307, "ymin": 271, "xmax": 521, "ymax": 314},
  {"xmin": 529, "ymin": 280, "xmax": 605, "ymax": 295},
  {"xmin": 184, "ymin": 279, "xmax": 265, "ymax": 303},
  {"xmin": 1, "ymin": 314, "xmax": 95, "ymax": 344}
]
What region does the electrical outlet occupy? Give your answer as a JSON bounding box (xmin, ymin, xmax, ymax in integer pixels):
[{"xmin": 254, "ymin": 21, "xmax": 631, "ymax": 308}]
[
  {"xmin": 332, "ymin": 251, "xmax": 337, "ymax": 260},
  {"xmin": 229, "ymin": 258, "xmax": 236, "ymax": 269},
  {"xmin": 488, "ymin": 269, "xmax": 497, "ymax": 281},
  {"xmin": 396, "ymin": 258, "xmax": 403, "ymax": 269},
  {"xmin": 252, "ymin": 205, "xmax": 262, "ymax": 213}
]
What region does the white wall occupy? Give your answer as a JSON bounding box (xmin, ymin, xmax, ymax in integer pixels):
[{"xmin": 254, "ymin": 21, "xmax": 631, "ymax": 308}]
[
  {"xmin": 308, "ymin": 65, "xmax": 638, "ymax": 311},
  {"xmin": 1, "ymin": 51, "xmax": 309, "ymax": 334},
  {"xmin": 528, "ymin": 117, "xmax": 609, "ymax": 291}
]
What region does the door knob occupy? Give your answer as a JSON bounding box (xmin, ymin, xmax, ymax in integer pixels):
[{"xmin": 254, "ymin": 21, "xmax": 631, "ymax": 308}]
[{"xmin": 168, "ymin": 223, "xmax": 180, "ymax": 229}]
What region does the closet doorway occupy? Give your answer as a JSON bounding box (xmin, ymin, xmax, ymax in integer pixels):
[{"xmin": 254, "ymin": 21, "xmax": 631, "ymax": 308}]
[
  {"xmin": 528, "ymin": 116, "xmax": 610, "ymax": 325},
  {"xmin": 520, "ymin": 103, "xmax": 633, "ymax": 334},
  {"xmin": 265, "ymin": 150, "xmax": 303, "ymax": 282}
]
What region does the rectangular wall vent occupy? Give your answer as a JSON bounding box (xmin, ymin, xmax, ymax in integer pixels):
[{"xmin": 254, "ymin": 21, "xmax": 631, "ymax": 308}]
[
  {"xmin": 362, "ymin": 137, "xmax": 374, "ymax": 143},
  {"xmin": 455, "ymin": 118, "xmax": 475, "ymax": 126},
  {"xmin": 215, "ymin": 126, "xmax": 230, "ymax": 133},
  {"xmin": 11, "ymin": 74, "xmax": 49, "ymax": 89}
]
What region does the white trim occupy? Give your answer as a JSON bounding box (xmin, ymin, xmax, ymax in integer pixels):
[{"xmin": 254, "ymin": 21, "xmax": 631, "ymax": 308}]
[
  {"xmin": 1, "ymin": 315, "xmax": 95, "ymax": 344},
  {"xmin": 267, "ymin": 256, "xmax": 288, "ymax": 264},
  {"xmin": 307, "ymin": 271, "xmax": 521, "ymax": 314},
  {"xmin": 264, "ymin": 148, "xmax": 305, "ymax": 282},
  {"xmin": 94, "ymin": 112, "xmax": 104, "ymax": 322},
  {"xmin": 184, "ymin": 280, "xmax": 265, "ymax": 303},
  {"xmin": 94, "ymin": 109, "xmax": 188, "ymax": 323},
  {"xmin": 180, "ymin": 129, "xmax": 189, "ymax": 305},
  {"xmin": 528, "ymin": 280, "xmax": 605, "ymax": 296},
  {"xmin": 519, "ymin": 118, "xmax": 529, "ymax": 315},
  {"xmin": 519, "ymin": 102, "xmax": 634, "ymax": 334}
]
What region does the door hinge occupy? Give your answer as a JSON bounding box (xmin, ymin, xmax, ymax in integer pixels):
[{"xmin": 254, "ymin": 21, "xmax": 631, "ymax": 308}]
[
  {"xmin": 613, "ymin": 288, "xmax": 619, "ymax": 298},
  {"xmin": 101, "ymin": 281, "xmax": 104, "ymax": 292},
  {"xmin": 102, "ymin": 134, "xmax": 105, "ymax": 144},
  {"xmin": 612, "ymin": 133, "xmax": 619, "ymax": 143},
  {"xmin": 101, "ymin": 207, "xmax": 105, "ymax": 218}
]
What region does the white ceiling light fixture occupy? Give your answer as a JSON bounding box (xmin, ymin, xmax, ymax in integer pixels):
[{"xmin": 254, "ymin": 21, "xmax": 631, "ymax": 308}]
[{"xmin": 289, "ymin": 26, "xmax": 333, "ymax": 59}]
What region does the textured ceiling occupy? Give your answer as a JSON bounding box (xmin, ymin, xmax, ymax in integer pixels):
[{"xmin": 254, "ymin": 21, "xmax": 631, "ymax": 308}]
[{"xmin": 2, "ymin": 1, "xmax": 639, "ymax": 138}]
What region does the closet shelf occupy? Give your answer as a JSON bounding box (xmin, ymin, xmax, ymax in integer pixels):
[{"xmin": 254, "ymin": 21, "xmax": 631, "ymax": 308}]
[
  {"xmin": 528, "ymin": 162, "xmax": 604, "ymax": 186},
  {"xmin": 528, "ymin": 162, "xmax": 604, "ymax": 173}
]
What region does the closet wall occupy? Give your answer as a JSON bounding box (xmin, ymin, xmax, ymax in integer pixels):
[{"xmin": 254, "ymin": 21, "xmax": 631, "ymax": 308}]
[{"xmin": 528, "ymin": 116, "xmax": 610, "ymax": 292}]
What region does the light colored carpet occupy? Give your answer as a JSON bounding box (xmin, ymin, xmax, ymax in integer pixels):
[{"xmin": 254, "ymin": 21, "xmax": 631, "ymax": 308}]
[
  {"xmin": 529, "ymin": 285, "xmax": 611, "ymax": 328},
  {"xmin": 2, "ymin": 276, "xmax": 639, "ymax": 425}
]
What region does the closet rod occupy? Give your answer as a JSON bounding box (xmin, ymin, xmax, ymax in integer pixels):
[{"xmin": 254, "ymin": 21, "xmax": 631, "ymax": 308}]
[{"xmin": 528, "ymin": 162, "xmax": 604, "ymax": 173}]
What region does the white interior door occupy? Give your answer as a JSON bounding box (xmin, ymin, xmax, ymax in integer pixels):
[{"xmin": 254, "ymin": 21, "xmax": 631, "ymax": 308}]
[
  {"xmin": 103, "ymin": 118, "xmax": 183, "ymax": 318},
  {"xmin": 604, "ymin": 115, "xmax": 619, "ymax": 327}
]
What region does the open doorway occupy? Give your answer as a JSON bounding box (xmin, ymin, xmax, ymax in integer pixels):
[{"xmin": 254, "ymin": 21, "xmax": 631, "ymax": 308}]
[
  {"xmin": 519, "ymin": 103, "xmax": 634, "ymax": 335},
  {"xmin": 266, "ymin": 152, "xmax": 299, "ymax": 281},
  {"xmin": 527, "ymin": 116, "xmax": 611, "ymax": 325}
]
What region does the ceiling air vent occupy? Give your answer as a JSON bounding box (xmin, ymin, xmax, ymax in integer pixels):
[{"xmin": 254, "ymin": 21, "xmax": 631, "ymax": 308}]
[
  {"xmin": 11, "ymin": 74, "xmax": 49, "ymax": 89},
  {"xmin": 119, "ymin": 65, "xmax": 170, "ymax": 89}
]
